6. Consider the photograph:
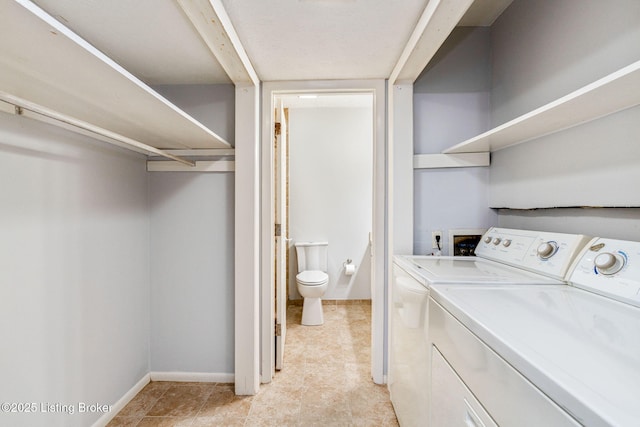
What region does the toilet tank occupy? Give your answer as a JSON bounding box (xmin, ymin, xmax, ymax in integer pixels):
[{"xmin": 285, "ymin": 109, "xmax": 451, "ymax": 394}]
[{"xmin": 294, "ymin": 242, "xmax": 328, "ymax": 273}]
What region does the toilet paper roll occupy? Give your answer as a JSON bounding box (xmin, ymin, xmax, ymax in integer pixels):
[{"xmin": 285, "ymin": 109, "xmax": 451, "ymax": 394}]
[{"xmin": 345, "ymin": 264, "xmax": 356, "ymax": 276}]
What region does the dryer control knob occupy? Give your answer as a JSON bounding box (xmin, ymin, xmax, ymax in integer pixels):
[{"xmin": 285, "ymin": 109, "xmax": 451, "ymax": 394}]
[
  {"xmin": 595, "ymin": 252, "xmax": 625, "ymax": 275},
  {"xmin": 484, "ymin": 236, "xmax": 492, "ymax": 244},
  {"xmin": 537, "ymin": 241, "xmax": 558, "ymax": 259},
  {"xmin": 493, "ymin": 238, "xmax": 502, "ymax": 245},
  {"xmin": 502, "ymin": 239, "xmax": 512, "ymax": 247}
]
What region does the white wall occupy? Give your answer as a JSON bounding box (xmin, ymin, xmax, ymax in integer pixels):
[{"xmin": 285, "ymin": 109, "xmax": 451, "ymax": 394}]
[
  {"xmin": 288, "ymin": 107, "xmax": 373, "ymax": 300},
  {"xmin": 148, "ymin": 172, "xmax": 234, "ymax": 374},
  {"xmin": 413, "ymin": 27, "xmax": 497, "ymax": 255},
  {"xmin": 0, "ymin": 113, "xmax": 149, "ymax": 427},
  {"xmin": 489, "ymin": 0, "xmax": 640, "ymax": 227}
]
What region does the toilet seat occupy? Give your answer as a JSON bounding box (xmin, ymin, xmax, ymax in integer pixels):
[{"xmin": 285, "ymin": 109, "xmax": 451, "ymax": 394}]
[{"xmin": 296, "ymin": 270, "xmax": 328, "ymax": 285}]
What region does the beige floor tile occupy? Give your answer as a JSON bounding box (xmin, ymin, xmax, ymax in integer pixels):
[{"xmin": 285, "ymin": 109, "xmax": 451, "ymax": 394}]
[
  {"xmin": 136, "ymin": 416, "xmax": 195, "ymax": 426},
  {"xmin": 116, "ymin": 382, "xmax": 171, "ymax": 417},
  {"xmin": 191, "ymin": 414, "xmax": 246, "ymax": 426},
  {"xmin": 244, "ymin": 412, "xmax": 301, "ymax": 427},
  {"xmin": 105, "ymin": 416, "xmax": 143, "ymax": 427},
  {"xmin": 146, "ymin": 384, "xmax": 213, "ymax": 417},
  {"xmin": 111, "ymin": 300, "xmax": 398, "ymax": 426},
  {"xmin": 196, "ymin": 384, "xmax": 253, "ymax": 419}
]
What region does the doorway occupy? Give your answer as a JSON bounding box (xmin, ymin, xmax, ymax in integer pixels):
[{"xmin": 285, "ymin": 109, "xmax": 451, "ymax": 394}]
[{"xmin": 260, "ymin": 80, "xmax": 388, "ymax": 385}]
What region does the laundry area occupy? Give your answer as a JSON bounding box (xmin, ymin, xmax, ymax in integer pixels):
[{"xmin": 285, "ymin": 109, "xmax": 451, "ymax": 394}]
[{"xmin": 1, "ymin": 0, "xmax": 639, "ymax": 426}]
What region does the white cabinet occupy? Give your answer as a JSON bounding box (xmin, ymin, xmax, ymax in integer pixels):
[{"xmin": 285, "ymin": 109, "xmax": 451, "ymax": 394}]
[{"xmin": 430, "ymin": 347, "xmax": 497, "ymax": 427}]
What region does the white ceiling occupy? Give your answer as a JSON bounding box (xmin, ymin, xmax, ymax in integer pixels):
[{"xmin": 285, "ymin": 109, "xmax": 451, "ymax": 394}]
[
  {"xmin": 31, "ymin": 0, "xmax": 512, "ymax": 85},
  {"xmin": 32, "ymin": 0, "xmax": 232, "ymax": 84},
  {"xmin": 220, "ymin": 0, "xmax": 429, "ymax": 81}
]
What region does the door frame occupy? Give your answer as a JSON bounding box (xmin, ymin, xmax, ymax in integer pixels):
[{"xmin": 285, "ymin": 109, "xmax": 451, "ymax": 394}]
[{"xmin": 260, "ymin": 80, "xmax": 388, "ymax": 384}]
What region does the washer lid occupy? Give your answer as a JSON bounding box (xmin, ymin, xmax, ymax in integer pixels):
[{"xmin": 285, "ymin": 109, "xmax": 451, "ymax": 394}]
[
  {"xmin": 297, "ymin": 270, "xmax": 328, "ymax": 284},
  {"xmin": 429, "ymin": 283, "xmax": 640, "ymax": 427}
]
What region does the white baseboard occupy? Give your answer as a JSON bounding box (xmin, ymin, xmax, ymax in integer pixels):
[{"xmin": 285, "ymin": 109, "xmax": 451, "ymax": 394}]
[
  {"xmin": 150, "ymin": 371, "xmax": 235, "ymax": 383},
  {"xmin": 92, "ymin": 373, "xmax": 150, "ymax": 427}
]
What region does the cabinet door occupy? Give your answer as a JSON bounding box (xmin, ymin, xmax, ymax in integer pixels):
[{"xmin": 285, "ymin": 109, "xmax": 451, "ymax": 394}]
[{"xmin": 430, "ymin": 346, "xmax": 497, "ymax": 427}]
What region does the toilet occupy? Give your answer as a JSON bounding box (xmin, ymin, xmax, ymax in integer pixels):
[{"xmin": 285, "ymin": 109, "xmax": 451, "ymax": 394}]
[{"xmin": 294, "ymin": 241, "xmax": 329, "ymax": 326}]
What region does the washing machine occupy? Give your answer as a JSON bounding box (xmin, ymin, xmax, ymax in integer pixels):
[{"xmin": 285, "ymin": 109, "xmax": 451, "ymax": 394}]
[
  {"xmin": 428, "ymin": 237, "xmax": 640, "ymax": 426},
  {"xmin": 389, "ymin": 227, "xmax": 591, "ymax": 427}
]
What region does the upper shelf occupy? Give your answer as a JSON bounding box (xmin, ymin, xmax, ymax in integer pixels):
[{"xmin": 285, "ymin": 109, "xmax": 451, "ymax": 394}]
[
  {"xmin": 444, "ymin": 60, "xmax": 640, "ymax": 154},
  {"xmin": 0, "ymin": 0, "xmax": 231, "ymax": 150}
]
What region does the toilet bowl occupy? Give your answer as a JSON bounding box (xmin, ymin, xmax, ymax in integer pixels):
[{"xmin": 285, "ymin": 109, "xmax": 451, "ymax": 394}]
[{"xmin": 295, "ymin": 242, "xmax": 329, "ymax": 326}]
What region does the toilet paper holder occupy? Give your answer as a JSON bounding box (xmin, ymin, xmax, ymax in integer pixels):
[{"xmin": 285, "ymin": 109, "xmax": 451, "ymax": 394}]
[{"xmin": 343, "ymin": 259, "xmax": 356, "ymax": 276}]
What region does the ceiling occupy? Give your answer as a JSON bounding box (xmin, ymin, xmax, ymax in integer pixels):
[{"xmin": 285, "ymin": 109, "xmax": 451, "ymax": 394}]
[{"xmin": 31, "ymin": 0, "xmax": 512, "ymax": 85}]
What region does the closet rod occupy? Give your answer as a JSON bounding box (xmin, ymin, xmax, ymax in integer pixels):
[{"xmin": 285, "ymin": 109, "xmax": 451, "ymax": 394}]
[{"xmin": 0, "ymin": 92, "xmax": 195, "ymax": 167}]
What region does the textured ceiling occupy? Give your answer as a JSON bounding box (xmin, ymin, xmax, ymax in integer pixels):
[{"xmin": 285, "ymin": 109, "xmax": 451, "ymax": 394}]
[
  {"xmin": 30, "ymin": 0, "xmax": 513, "ymax": 85},
  {"xmin": 32, "ymin": 0, "xmax": 232, "ymax": 85},
  {"xmin": 220, "ymin": 0, "xmax": 429, "ymax": 81}
]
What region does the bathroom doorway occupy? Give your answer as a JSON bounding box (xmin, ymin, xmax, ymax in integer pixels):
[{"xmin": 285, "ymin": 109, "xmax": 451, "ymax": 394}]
[{"xmin": 261, "ymin": 80, "xmax": 387, "ymax": 385}]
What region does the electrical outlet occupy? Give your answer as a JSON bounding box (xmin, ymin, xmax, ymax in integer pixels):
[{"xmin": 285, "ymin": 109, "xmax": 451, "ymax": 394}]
[{"xmin": 432, "ymin": 230, "xmax": 442, "ymax": 249}]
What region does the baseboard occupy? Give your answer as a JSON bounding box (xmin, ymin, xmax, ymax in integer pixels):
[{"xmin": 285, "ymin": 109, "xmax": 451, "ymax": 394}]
[
  {"xmin": 149, "ymin": 371, "xmax": 235, "ymax": 383},
  {"xmin": 91, "ymin": 373, "xmax": 150, "ymax": 427}
]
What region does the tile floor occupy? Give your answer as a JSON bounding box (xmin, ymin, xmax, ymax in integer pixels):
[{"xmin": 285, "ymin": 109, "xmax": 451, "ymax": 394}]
[{"xmin": 108, "ymin": 301, "xmax": 399, "ymax": 426}]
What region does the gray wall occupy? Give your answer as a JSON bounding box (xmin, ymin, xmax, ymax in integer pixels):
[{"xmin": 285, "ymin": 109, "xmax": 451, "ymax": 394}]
[
  {"xmin": 154, "ymin": 84, "xmax": 235, "ymax": 144},
  {"xmin": 0, "ymin": 83, "xmax": 236, "ymax": 426},
  {"xmin": 149, "ymin": 173, "xmax": 234, "ymax": 373},
  {"xmin": 491, "ymin": 0, "xmax": 640, "ymax": 126},
  {"xmin": 148, "ymin": 84, "xmax": 235, "ymax": 374},
  {"xmin": 497, "ymin": 208, "xmax": 640, "ymax": 241},
  {"xmin": 288, "ymin": 107, "xmax": 373, "ymax": 299},
  {"xmin": 413, "ymin": 27, "xmax": 497, "ymax": 255},
  {"xmin": 489, "ymin": 0, "xmax": 640, "ymax": 232},
  {"xmin": 0, "ymin": 114, "xmax": 149, "ymax": 427}
]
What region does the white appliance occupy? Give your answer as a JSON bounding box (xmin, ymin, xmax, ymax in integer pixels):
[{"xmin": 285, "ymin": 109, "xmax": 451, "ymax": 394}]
[
  {"xmin": 389, "ymin": 227, "xmax": 591, "ymax": 427},
  {"xmin": 428, "ymin": 237, "xmax": 640, "ymax": 426}
]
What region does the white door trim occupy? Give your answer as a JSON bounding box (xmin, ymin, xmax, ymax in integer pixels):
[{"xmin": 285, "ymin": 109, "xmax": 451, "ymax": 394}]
[{"xmin": 260, "ymin": 80, "xmax": 388, "ymax": 384}]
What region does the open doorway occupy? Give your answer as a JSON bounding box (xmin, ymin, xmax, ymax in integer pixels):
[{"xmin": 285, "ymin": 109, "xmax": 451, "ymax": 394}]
[
  {"xmin": 275, "ymin": 92, "xmax": 374, "ymax": 371},
  {"xmin": 260, "ymin": 80, "xmax": 388, "ymax": 386}
]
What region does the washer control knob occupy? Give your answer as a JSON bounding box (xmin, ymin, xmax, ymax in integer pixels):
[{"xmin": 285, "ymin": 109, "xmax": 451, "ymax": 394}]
[
  {"xmin": 595, "ymin": 252, "xmax": 625, "ymax": 275},
  {"xmin": 537, "ymin": 241, "xmax": 558, "ymax": 259},
  {"xmin": 502, "ymin": 239, "xmax": 512, "ymax": 247},
  {"xmin": 484, "ymin": 236, "xmax": 492, "ymax": 244},
  {"xmin": 492, "ymin": 238, "xmax": 502, "ymax": 245}
]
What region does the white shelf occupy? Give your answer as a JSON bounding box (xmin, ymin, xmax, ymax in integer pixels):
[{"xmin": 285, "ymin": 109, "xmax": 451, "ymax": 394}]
[
  {"xmin": 444, "ymin": 60, "xmax": 640, "ymax": 154},
  {"xmin": 0, "ymin": 0, "xmax": 231, "ymax": 151},
  {"xmin": 413, "ymin": 153, "xmax": 490, "ymax": 169}
]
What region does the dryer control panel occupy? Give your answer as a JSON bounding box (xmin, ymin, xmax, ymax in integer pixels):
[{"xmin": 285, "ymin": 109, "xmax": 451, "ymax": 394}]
[
  {"xmin": 475, "ymin": 228, "xmax": 591, "ymax": 280},
  {"xmin": 569, "ymin": 238, "xmax": 640, "ymax": 308}
]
